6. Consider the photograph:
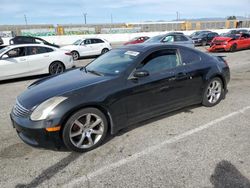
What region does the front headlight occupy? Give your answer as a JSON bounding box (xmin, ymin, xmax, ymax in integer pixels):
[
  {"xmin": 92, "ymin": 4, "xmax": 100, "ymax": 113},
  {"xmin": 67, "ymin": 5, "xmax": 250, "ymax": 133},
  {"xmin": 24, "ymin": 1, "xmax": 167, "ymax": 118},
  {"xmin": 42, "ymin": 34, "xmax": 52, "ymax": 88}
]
[{"xmin": 30, "ymin": 96, "xmax": 67, "ymax": 121}]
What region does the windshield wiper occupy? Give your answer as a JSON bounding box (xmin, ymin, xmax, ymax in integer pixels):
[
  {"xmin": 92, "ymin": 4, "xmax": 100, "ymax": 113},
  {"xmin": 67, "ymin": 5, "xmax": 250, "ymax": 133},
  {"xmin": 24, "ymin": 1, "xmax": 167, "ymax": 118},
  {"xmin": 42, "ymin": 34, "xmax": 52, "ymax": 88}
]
[{"xmin": 87, "ymin": 69, "xmax": 103, "ymax": 76}]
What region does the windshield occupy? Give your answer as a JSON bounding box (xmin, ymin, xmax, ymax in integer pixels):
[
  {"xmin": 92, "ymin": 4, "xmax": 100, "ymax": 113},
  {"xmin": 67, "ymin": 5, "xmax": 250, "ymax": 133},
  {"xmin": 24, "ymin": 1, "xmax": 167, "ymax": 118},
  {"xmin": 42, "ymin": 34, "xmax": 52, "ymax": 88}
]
[
  {"xmin": 224, "ymin": 33, "xmax": 240, "ymax": 39},
  {"xmin": 73, "ymin": 39, "xmax": 82, "ymax": 45},
  {"xmin": 190, "ymin": 31, "xmax": 201, "ymax": 37},
  {"xmin": 0, "ymin": 46, "xmax": 11, "ymax": 55},
  {"xmin": 145, "ymin": 35, "xmax": 164, "ymax": 43},
  {"xmin": 86, "ymin": 49, "xmax": 139, "ymax": 75}
]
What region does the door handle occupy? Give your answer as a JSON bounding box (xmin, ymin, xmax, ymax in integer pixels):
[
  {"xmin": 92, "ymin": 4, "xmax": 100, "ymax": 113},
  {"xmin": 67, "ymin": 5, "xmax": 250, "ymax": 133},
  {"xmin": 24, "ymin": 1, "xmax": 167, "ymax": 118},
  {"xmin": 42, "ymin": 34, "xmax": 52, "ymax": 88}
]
[
  {"xmin": 19, "ymin": 58, "xmax": 26, "ymax": 61},
  {"xmin": 43, "ymin": 55, "xmax": 49, "ymax": 57}
]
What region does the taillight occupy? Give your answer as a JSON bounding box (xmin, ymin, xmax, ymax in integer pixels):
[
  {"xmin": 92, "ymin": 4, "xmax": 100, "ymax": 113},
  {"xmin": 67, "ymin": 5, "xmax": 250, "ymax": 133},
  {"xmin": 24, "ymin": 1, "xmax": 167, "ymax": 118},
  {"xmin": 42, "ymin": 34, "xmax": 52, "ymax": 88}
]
[{"xmin": 65, "ymin": 52, "xmax": 72, "ymax": 56}]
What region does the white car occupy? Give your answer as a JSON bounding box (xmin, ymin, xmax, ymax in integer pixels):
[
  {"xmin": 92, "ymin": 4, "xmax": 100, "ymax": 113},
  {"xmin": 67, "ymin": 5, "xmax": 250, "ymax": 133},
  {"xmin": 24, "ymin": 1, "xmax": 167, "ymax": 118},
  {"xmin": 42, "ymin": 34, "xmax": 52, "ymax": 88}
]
[
  {"xmin": 61, "ymin": 38, "xmax": 112, "ymax": 60},
  {"xmin": 0, "ymin": 44, "xmax": 74, "ymax": 81}
]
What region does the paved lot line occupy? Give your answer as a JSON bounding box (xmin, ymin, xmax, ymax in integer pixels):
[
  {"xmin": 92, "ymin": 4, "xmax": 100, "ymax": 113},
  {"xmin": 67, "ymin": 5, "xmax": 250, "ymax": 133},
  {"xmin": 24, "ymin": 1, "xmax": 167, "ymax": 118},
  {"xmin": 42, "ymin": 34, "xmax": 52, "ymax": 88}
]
[{"xmin": 64, "ymin": 106, "xmax": 250, "ymax": 187}]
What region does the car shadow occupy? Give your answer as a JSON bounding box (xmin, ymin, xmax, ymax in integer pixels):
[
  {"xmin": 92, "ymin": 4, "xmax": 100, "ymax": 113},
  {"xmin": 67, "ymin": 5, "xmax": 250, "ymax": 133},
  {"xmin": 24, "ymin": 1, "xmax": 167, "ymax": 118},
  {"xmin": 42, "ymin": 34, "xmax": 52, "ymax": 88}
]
[
  {"xmin": 115, "ymin": 104, "xmax": 200, "ymax": 137},
  {"xmin": 210, "ymin": 160, "xmax": 250, "ymax": 188},
  {"xmin": 0, "ymin": 74, "xmax": 47, "ymax": 85}
]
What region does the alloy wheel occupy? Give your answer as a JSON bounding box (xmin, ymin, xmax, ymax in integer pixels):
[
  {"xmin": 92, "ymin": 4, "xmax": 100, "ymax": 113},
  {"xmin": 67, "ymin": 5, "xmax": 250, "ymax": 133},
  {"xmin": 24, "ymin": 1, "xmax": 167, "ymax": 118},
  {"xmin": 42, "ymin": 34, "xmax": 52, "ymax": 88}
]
[
  {"xmin": 69, "ymin": 113, "xmax": 104, "ymax": 149},
  {"xmin": 49, "ymin": 62, "xmax": 64, "ymax": 75},
  {"xmin": 206, "ymin": 80, "xmax": 222, "ymax": 104}
]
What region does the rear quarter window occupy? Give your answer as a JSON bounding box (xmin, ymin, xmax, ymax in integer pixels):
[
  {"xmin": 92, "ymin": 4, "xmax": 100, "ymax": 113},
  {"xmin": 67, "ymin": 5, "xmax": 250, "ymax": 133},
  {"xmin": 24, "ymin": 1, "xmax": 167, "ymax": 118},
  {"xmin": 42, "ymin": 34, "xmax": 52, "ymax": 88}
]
[{"xmin": 179, "ymin": 48, "xmax": 201, "ymax": 65}]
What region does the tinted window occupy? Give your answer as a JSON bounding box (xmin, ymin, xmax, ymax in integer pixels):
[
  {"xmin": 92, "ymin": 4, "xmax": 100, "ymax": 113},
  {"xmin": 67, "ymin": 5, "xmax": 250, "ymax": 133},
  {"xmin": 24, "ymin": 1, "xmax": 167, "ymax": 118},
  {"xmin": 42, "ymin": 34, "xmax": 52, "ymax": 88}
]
[
  {"xmin": 5, "ymin": 47, "xmax": 26, "ymax": 58},
  {"xmin": 140, "ymin": 49, "xmax": 181, "ymax": 74},
  {"xmin": 91, "ymin": 39, "xmax": 104, "ymax": 44},
  {"xmin": 26, "ymin": 46, "xmax": 48, "ymax": 56},
  {"xmin": 174, "ymin": 35, "xmax": 189, "ymax": 41},
  {"xmin": 17, "ymin": 37, "xmax": 34, "ymax": 43},
  {"xmin": 84, "ymin": 39, "xmax": 91, "ymax": 44},
  {"xmin": 145, "ymin": 35, "xmax": 164, "ymax": 43},
  {"xmin": 46, "ymin": 47, "xmax": 54, "ymax": 52},
  {"xmin": 207, "ymin": 33, "xmax": 218, "ymax": 38},
  {"xmin": 179, "ymin": 49, "xmax": 201, "ymax": 65}
]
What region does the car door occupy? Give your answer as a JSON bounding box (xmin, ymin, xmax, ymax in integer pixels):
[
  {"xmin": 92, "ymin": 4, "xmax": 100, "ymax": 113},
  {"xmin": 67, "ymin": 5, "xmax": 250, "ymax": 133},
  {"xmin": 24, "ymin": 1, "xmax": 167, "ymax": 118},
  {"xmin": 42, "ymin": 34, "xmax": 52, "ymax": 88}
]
[
  {"xmin": 78, "ymin": 39, "xmax": 94, "ymax": 56},
  {"xmin": 239, "ymin": 34, "xmax": 250, "ymax": 49},
  {"xmin": 25, "ymin": 46, "xmax": 51, "ymax": 74},
  {"xmin": 174, "ymin": 35, "xmax": 193, "ymax": 48},
  {"xmin": 125, "ymin": 48, "xmax": 192, "ymax": 124},
  {"xmin": 0, "ymin": 47, "xmax": 29, "ymax": 80},
  {"xmin": 90, "ymin": 39, "xmax": 105, "ymax": 55}
]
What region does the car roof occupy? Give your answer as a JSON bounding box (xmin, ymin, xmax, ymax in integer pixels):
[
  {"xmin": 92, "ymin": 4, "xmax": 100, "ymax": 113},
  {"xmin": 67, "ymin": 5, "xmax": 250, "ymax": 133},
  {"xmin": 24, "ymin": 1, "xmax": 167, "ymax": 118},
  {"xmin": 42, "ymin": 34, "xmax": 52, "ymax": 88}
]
[
  {"xmin": 6, "ymin": 44, "xmax": 56, "ymax": 48},
  {"xmin": 117, "ymin": 43, "xmax": 188, "ymax": 53}
]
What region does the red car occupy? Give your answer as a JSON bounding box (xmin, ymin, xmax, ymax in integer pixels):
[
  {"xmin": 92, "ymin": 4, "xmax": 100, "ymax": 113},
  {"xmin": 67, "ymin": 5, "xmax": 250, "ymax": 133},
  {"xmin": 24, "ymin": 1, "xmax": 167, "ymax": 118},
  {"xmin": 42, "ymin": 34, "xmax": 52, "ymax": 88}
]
[
  {"xmin": 124, "ymin": 36, "xmax": 149, "ymax": 45},
  {"xmin": 208, "ymin": 33, "xmax": 250, "ymax": 52}
]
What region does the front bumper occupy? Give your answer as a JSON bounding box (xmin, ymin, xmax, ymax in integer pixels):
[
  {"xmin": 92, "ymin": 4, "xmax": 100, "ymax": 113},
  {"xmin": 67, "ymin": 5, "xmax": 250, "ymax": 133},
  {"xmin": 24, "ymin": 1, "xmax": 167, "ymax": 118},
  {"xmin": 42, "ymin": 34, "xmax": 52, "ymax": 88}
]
[
  {"xmin": 208, "ymin": 44, "xmax": 230, "ymax": 52},
  {"xmin": 10, "ymin": 113, "xmax": 64, "ymax": 149}
]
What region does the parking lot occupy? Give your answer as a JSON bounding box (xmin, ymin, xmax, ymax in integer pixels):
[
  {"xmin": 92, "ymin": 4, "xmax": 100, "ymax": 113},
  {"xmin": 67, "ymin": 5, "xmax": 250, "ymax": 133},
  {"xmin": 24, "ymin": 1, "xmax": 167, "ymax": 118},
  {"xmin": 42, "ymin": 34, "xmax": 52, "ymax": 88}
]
[{"xmin": 0, "ymin": 45, "xmax": 250, "ymax": 187}]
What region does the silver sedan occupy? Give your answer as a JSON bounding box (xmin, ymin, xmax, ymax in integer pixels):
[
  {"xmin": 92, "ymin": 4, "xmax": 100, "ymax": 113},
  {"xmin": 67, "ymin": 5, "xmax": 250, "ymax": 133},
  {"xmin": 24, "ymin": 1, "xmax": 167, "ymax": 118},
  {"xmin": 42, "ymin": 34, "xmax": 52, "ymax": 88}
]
[{"xmin": 145, "ymin": 33, "xmax": 195, "ymax": 48}]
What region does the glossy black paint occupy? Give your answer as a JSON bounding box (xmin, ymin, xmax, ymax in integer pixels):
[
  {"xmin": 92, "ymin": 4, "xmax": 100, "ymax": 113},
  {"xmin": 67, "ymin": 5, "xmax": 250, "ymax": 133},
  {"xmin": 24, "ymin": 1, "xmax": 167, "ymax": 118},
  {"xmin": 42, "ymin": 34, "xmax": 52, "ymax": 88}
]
[
  {"xmin": 9, "ymin": 36, "xmax": 60, "ymax": 48},
  {"xmin": 10, "ymin": 44, "xmax": 230, "ymax": 148}
]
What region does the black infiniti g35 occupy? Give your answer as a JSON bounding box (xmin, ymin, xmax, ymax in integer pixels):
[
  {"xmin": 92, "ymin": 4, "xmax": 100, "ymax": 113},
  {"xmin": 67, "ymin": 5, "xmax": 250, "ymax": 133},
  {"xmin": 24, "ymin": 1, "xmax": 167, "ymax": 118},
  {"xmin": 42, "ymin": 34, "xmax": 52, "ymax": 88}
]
[{"xmin": 10, "ymin": 44, "xmax": 230, "ymax": 152}]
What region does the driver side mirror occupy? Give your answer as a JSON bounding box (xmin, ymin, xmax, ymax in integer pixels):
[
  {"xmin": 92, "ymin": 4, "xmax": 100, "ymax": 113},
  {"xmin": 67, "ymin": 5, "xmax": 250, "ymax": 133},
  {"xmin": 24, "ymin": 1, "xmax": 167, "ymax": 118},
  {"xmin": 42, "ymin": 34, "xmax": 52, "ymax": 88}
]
[
  {"xmin": 133, "ymin": 70, "xmax": 149, "ymax": 78},
  {"xmin": 1, "ymin": 54, "xmax": 9, "ymax": 59}
]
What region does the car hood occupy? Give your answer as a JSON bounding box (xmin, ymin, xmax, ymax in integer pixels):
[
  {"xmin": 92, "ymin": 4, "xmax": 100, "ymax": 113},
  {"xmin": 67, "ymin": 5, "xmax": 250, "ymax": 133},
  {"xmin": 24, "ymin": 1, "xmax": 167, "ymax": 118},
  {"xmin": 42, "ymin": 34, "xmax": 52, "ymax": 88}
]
[
  {"xmin": 18, "ymin": 68, "xmax": 112, "ymax": 109},
  {"xmin": 213, "ymin": 37, "xmax": 232, "ymax": 42}
]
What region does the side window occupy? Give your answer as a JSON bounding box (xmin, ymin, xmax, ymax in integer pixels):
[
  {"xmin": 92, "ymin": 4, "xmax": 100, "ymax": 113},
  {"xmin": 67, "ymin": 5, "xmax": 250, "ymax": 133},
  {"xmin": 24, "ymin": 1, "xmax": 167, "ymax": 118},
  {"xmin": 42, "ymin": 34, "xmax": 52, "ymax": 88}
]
[
  {"xmin": 90, "ymin": 39, "xmax": 97, "ymax": 44},
  {"xmin": 5, "ymin": 47, "xmax": 26, "ymax": 58},
  {"xmin": 35, "ymin": 39, "xmax": 44, "ymax": 44},
  {"xmin": 175, "ymin": 35, "xmax": 188, "ymax": 42},
  {"xmin": 84, "ymin": 39, "xmax": 91, "ymax": 45},
  {"xmin": 46, "ymin": 47, "xmax": 54, "ymax": 52},
  {"xmin": 26, "ymin": 47, "xmax": 47, "ymax": 56},
  {"xmin": 162, "ymin": 35, "xmax": 174, "ymax": 42},
  {"xmin": 139, "ymin": 49, "xmax": 182, "ymax": 74},
  {"xmin": 179, "ymin": 49, "xmax": 201, "ymax": 65}
]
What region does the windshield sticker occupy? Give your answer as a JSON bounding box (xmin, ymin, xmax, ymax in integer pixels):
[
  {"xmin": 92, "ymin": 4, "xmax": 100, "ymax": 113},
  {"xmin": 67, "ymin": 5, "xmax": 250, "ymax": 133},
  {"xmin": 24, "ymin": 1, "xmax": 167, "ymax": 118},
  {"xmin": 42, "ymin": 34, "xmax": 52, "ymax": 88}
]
[{"xmin": 125, "ymin": 51, "xmax": 140, "ymax": 56}]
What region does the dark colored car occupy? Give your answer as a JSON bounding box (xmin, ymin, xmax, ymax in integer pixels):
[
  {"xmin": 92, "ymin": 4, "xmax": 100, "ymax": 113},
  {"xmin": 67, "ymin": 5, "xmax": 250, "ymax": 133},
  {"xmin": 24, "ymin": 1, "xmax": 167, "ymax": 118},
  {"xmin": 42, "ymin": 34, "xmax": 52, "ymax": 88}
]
[
  {"xmin": 10, "ymin": 44, "xmax": 230, "ymax": 152},
  {"xmin": 192, "ymin": 32, "xmax": 219, "ymax": 46},
  {"xmin": 9, "ymin": 36, "xmax": 60, "ymax": 48},
  {"xmin": 124, "ymin": 36, "xmax": 150, "ymax": 45},
  {"xmin": 189, "ymin": 30, "xmax": 211, "ymax": 38},
  {"xmin": 0, "ymin": 36, "xmax": 3, "ymax": 45}
]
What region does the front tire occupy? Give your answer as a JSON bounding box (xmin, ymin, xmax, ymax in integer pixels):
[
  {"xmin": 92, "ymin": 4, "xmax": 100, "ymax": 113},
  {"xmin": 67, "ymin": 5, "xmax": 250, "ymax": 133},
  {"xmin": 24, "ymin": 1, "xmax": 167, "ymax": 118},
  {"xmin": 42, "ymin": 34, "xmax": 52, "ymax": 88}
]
[
  {"xmin": 62, "ymin": 108, "xmax": 108, "ymax": 152},
  {"xmin": 49, "ymin": 61, "xmax": 65, "ymax": 75},
  {"xmin": 202, "ymin": 77, "xmax": 224, "ymax": 107},
  {"xmin": 230, "ymin": 44, "xmax": 237, "ymax": 52}
]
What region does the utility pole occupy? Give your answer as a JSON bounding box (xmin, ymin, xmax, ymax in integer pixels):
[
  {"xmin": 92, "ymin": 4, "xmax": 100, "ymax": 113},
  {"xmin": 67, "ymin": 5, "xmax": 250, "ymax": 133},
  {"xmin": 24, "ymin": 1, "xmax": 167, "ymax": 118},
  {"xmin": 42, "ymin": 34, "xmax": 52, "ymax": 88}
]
[
  {"xmin": 111, "ymin": 14, "xmax": 113, "ymax": 24},
  {"xmin": 24, "ymin": 14, "xmax": 28, "ymax": 25},
  {"xmin": 176, "ymin": 11, "xmax": 179, "ymax": 21},
  {"xmin": 83, "ymin": 13, "xmax": 87, "ymax": 24}
]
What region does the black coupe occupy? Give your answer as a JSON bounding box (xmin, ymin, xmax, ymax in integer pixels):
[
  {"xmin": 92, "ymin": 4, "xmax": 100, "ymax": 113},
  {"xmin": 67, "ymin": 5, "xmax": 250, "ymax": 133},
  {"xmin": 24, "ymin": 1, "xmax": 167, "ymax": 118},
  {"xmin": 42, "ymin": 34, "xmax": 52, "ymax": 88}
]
[{"xmin": 10, "ymin": 44, "xmax": 230, "ymax": 152}]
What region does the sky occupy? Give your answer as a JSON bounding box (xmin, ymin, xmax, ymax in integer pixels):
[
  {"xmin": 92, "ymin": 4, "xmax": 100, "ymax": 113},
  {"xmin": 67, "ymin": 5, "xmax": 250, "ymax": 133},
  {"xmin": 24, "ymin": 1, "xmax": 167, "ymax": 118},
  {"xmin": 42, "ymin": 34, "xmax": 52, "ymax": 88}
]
[{"xmin": 0, "ymin": 0, "xmax": 250, "ymax": 25}]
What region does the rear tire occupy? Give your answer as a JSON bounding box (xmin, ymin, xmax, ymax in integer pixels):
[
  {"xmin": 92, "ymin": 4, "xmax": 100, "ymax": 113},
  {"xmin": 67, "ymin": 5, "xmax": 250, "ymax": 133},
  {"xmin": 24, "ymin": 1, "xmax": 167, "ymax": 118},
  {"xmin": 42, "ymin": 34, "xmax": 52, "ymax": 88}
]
[
  {"xmin": 202, "ymin": 77, "xmax": 224, "ymax": 107},
  {"xmin": 49, "ymin": 61, "xmax": 65, "ymax": 75},
  {"xmin": 101, "ymin": 48, "xmax": 109, "ymax": 54},
  {"xmin": 230, "ymin": 44, "xmax": 237, "ymax": 52},
  {"xmin": 62, "ymin": 108, "xmax": 108, "ymax": 152}
]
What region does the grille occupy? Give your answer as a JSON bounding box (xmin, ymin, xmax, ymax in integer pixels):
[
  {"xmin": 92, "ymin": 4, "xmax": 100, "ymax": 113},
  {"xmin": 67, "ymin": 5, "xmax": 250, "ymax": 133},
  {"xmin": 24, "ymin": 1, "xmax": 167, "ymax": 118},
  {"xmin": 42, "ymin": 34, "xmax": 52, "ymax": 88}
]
[{"xmin": 13, "ymin": 100, "xmax": 31, "ymax": 117}]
